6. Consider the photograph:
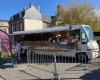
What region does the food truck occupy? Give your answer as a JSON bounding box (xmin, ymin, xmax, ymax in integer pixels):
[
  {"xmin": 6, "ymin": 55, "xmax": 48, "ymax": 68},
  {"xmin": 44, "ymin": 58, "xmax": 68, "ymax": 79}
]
[{"xmin": 12, "ymin": 25, "xmax": 99, "ymax": 61}]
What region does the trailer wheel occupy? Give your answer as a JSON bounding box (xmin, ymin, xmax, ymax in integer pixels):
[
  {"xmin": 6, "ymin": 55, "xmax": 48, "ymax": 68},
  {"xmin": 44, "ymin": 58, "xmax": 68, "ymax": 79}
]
[{"xmin": 76, "ymin": 53, "xmax": 88, "ymax": 63}]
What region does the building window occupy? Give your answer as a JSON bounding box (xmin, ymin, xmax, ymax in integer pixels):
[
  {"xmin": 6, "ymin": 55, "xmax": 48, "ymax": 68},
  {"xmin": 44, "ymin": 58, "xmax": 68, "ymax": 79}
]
[
  {"xmin": 12, "ymin": 22, "xmax": 24, "ymax": 32},
  {"xmin": 12, "ymin": 23, "xmax": 18, "ymax": 32},
  {"xmin": 16, "ymin": 24, "xmax": 19, "ymax": 31},
  {"xmin": 19, "ymin": 23, "xmax": 23, "ymax": 31},
  {"xmin": 12, "ymin": 25, "xmax": 16, "ymax": 32},
  {"xmin": 13, "ymin": 14, "xmax": 20, "ymax": 20}
]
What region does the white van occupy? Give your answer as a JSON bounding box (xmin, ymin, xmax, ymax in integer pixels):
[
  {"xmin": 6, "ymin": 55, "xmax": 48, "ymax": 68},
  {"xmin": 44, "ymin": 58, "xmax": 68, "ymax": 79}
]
[{"xmin": 72, "ymin": 25, "xmax": 99, "ymax": 62}]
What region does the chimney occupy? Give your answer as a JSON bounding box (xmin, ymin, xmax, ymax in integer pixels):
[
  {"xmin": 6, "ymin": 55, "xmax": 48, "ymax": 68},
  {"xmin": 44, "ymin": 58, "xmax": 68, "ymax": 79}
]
[
  {"xmin": 23, "ymin": 8, "xmax": 25, "ymax": 10},
  {"xmin": 29, "ymin": 2, "xmax": 32, "ymax": 8}
]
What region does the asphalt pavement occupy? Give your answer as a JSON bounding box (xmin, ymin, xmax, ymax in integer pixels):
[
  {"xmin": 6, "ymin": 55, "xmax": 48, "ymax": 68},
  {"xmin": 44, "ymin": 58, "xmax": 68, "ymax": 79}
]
[{"xmin": 0, "ymin": 54, "xmax": 100, "ymax": 80}]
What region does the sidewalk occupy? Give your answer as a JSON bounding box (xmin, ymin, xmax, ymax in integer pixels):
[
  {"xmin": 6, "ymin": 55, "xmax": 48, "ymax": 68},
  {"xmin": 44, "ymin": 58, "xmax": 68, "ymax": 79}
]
[
  {"xmin": 0, "ymin": 63, "xmax": 100, "ymax": 80},
  {"xmin": 0, "ymin": 64, "xmax": 52, "ymax": 80},
  {"xmin": 0, "ymin": 56, "xmax": 100, "ymax": 80}
]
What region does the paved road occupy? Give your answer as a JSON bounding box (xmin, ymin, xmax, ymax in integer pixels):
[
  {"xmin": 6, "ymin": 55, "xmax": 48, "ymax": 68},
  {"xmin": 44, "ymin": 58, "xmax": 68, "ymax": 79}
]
[
  {"xmin": 0, "ymin": 55, "xmax": 100, "ymax": 80},
  {"xmin": 0, "ymin": 61, "xmax": 100, "ymax": 80}
]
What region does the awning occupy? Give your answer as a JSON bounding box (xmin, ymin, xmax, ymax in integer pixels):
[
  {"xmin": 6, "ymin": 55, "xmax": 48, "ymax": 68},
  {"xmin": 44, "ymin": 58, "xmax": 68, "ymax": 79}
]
[
  {"xmin": 12, "ymin": 26, "xmax": 70, "ymax": 35},
  {"xmin": 10, "ymin": 25, "xmax": 82, "ymax": 35}
]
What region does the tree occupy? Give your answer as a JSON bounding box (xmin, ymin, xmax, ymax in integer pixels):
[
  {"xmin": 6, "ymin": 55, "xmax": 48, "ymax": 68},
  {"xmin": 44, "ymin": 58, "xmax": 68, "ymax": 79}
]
[{"xmin": 54, "ymin": 2, "xmax": 100, "ymax": 32}]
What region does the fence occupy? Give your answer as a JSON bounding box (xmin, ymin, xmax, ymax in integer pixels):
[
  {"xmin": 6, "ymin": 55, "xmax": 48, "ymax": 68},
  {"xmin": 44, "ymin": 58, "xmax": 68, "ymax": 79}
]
[{"xmin": 26, "ymin": 49, "xmax": 100, "ymax": 80}]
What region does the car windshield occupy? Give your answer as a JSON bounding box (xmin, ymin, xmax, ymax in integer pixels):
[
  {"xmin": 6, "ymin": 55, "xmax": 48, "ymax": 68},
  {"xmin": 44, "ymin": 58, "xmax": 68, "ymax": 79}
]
[{"xmin": 85, "ymin": 27, "xmax": 94, "ymax": 40}]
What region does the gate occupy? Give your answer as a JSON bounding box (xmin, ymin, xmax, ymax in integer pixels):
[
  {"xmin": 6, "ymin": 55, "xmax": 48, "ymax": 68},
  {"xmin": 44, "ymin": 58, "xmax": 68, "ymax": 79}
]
[{"xmin": 25, "ymin": 49, "xmax": 100, "ymax": 80}]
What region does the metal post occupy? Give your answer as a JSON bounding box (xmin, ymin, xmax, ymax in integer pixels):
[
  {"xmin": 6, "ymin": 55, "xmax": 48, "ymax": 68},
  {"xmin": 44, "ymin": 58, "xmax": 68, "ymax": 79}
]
[
  {"xmin": 26, "ymin": 49, "xmax": 31, "ymax": 72},
  {"xmin": 53, "ymin": 52, "xmax": 60, "ymax": 80},
  {"xmin": 27, "ymin": 50, "xmax": 30, "ymax": 64}
]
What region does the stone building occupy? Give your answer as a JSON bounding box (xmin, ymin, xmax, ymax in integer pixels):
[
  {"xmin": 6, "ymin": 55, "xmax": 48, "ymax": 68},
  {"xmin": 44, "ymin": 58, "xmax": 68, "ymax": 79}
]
[
  {"xmin": 0, "ymin": 19, "xmax": 9, "ymax": 33},
  {"xmin": 9, "ymin": 4, "xmax": 51, "ymax": 34}
]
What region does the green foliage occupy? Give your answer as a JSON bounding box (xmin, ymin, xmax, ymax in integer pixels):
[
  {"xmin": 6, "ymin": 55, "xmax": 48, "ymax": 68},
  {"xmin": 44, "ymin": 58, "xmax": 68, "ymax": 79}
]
[{"xmin": 55, "ymin": 2, "xmax": 100, "ymax": 32}]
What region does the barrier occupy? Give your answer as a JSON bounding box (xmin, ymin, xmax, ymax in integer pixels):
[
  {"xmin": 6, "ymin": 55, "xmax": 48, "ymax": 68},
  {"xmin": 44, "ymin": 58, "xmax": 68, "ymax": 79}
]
[{"xmin": 26, "ymin": 49, "xmax": 100, "ymax": 80}]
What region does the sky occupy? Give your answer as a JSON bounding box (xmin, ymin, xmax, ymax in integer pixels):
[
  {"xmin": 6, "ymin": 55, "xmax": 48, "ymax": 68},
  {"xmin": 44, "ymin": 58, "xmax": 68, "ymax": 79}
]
[{"xmin": 0, "ymin": 0, "xmax": 100, "ymax": 20}]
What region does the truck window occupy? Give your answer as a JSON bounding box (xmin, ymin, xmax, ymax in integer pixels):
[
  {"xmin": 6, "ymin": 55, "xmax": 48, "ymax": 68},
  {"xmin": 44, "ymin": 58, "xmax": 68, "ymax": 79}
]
[{"xmin": 81, "ymin": 32, "xmax": 88, "ymax": 43}]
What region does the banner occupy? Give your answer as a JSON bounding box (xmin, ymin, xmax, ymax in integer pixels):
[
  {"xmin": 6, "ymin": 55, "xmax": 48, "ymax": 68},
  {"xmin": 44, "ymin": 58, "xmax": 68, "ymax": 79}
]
[{"xmin": 0, "ymin": 30, "xmax": 11, "ymax": 53}]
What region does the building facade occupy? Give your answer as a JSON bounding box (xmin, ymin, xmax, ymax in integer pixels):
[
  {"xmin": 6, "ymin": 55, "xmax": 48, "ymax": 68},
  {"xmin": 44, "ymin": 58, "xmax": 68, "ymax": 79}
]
[
  {"xmin": 9, "ymin": 4, "xmax": 51, "ymax": 34},
  {"xmin": 0, "ymin": 19, "xmax": 9, "ymax": 33}
]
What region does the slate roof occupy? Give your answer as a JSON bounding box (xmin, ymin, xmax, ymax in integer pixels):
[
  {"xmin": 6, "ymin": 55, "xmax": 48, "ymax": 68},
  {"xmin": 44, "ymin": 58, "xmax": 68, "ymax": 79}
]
[
  {"xmin": 10, "ymin": 5, "xmax": 51, "ymax": 23},
  {"xmin": 42, "ymin": 14, "xmax": 51, "ymax": 23}
]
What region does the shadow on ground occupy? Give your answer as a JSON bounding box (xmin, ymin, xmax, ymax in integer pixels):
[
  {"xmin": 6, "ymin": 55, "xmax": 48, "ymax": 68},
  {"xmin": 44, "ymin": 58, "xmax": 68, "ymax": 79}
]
[
  {"xmin": 0, "ymin": 58, "xmax": 13, "ymax": 69},
  {"xmin": 80, "ymin": 68, "xmax": 100, "ymax": 80},
  {"xmin": 0, "ymin": 54, "xmax": 27, "ymax": 69}
]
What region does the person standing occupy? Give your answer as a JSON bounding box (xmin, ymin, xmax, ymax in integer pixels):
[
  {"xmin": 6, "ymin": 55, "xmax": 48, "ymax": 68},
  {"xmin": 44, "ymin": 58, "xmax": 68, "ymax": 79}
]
[{"xmin": 15, "ymin": 41, "xmax": 21, "ymax": 62}]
